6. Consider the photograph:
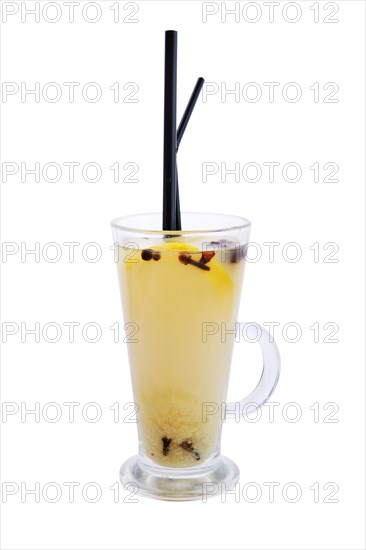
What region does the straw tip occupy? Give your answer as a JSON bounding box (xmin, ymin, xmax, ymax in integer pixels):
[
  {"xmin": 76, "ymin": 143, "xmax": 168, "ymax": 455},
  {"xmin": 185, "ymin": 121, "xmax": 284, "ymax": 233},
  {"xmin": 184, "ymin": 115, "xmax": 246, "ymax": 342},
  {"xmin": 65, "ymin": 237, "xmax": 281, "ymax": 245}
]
[{"xmin": 166, "ymin": 29, "xmax": 178, "ymax": 34}]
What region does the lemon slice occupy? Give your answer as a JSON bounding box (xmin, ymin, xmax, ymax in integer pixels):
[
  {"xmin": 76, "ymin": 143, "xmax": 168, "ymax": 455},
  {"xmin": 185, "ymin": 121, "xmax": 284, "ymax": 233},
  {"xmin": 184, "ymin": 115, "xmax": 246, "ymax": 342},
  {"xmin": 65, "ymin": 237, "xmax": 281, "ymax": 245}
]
[
  {"xmin": 151, "ymin": 242, "xmax": 200, "ymax": 253},
  {"xmin": 121, "ymin": 240, "xmax": 234, "ymax": 290}
]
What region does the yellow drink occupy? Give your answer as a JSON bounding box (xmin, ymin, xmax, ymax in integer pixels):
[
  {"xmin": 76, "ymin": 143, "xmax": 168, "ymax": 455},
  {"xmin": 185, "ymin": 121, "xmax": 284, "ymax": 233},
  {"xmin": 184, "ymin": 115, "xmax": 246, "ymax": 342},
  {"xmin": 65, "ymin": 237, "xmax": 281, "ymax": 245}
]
[{"xmin": 117, "ymin": 239, "xmax": 245, "ymax": 467}]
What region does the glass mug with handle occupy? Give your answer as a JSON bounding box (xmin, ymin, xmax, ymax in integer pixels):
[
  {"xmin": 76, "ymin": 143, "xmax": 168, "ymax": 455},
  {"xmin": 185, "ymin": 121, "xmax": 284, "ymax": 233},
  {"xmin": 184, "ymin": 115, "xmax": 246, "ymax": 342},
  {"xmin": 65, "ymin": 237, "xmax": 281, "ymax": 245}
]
[{"xmin": 111, "ymin": 213, "xmax": 280, "ymax": 501}]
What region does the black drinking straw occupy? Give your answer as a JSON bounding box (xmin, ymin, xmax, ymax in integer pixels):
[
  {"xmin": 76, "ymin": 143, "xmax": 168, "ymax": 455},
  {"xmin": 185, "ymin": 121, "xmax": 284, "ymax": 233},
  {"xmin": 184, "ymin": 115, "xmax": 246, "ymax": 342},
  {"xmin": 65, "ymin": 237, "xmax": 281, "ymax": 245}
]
[
  {"xmin": 175, "ymin": 77, "xmax": 205, "ymax": 227},
  {"xmin": 177, "ymin": 77, "xmax": 205, "ymax": 149},
  {"xmin": 163, "ymin": 30, "xmax": 179, "ymax": 231}
]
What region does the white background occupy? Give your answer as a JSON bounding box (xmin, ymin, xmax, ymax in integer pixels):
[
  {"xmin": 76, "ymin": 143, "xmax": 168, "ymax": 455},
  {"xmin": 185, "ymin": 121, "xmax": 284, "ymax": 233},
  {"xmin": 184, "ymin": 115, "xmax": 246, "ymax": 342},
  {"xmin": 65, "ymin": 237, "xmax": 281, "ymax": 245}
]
[{"xmin": 1, "ymin": 1, "xmax": 365, "ymax": 549}]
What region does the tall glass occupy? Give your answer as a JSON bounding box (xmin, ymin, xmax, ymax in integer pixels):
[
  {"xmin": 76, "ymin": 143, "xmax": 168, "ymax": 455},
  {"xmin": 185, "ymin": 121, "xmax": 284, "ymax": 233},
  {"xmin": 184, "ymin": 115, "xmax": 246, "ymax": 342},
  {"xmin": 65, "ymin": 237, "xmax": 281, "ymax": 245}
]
[{"xmin": 111, "ymin": 213, "xmax": 280, "ymax": 500}]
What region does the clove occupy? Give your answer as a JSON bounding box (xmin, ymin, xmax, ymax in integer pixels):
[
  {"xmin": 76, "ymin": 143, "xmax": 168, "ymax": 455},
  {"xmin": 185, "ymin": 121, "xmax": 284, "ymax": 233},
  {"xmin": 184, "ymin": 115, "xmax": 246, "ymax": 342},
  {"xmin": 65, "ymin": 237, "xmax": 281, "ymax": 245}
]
[
  {"xmin": 178, "ymin": 254, "xmax": 210, "ymax": 271},
  {"xmin": 162, "ymin": 436, "xmax": 172, "ymax": 456},
  {"xmin": 141, "ymin": 249, "xmax": 161, "ymax": 261},
  {"xmin": 180, "ymin": 440, "xmax": 200, "ymax": 461}
]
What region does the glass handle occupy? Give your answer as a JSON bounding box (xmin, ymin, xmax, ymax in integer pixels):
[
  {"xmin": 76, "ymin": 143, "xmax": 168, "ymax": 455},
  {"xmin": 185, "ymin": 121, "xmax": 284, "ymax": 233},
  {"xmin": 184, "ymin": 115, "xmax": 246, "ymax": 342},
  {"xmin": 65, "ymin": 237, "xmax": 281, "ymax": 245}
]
[{"xmin": 226, "ymin": 322, "xmax": 281, "ymax": 419}]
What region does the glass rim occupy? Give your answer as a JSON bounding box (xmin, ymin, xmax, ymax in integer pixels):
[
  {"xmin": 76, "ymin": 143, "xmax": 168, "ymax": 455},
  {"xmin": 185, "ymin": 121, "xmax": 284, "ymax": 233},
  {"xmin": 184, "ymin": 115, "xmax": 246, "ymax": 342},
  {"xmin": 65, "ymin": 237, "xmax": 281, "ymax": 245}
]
[{"xmin": 111, "ymin": 212, "xmax": 252, "ymax": 235}]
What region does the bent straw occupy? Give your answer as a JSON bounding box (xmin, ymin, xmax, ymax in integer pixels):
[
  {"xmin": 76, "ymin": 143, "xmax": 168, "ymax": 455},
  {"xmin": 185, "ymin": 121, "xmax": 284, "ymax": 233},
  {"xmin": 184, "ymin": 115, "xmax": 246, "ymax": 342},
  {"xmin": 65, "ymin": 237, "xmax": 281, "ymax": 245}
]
[
  {"xmin": 175, "ymin": 77, "xmax": 205, "ymax": 228},
  {"xmin": 177, "ymin": 77, "xmax": 205, "ymax": 149},
  {"xmin": 163, "ymin": 30, "xmax": 178, "ymax": 231}
]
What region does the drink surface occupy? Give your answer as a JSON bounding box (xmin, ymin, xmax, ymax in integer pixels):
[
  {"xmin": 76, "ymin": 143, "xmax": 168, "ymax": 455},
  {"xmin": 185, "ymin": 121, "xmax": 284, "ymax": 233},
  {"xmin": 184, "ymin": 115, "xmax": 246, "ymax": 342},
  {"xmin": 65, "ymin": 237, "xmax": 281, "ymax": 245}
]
[{"xmin": 117, "ymin": 238, "xmax": 245, "ymax": 467}]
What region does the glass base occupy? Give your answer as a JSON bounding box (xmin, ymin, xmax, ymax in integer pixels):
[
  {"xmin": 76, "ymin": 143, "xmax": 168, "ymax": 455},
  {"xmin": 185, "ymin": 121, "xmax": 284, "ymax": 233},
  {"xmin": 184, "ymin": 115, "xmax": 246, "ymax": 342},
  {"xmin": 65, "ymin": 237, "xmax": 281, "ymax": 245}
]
[{"xmin": 119, "ymin": 455, "xmax": 240, "ymax": 501}]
